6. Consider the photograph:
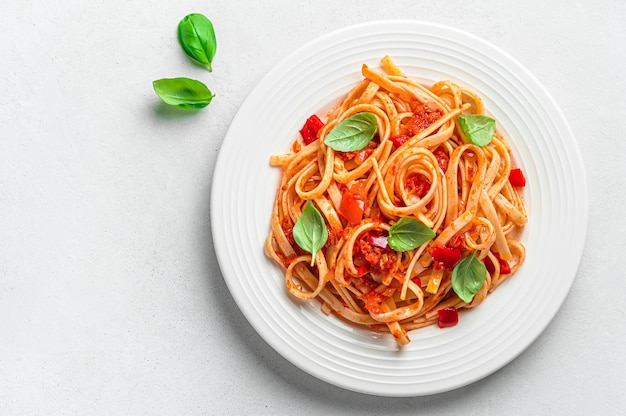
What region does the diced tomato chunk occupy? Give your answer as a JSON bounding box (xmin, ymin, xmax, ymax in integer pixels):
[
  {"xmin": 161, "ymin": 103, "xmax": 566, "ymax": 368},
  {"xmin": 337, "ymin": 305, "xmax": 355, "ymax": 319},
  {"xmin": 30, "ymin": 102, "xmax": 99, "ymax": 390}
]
[
  {"xmin": 429, "ymin": 245, "xmax": 462, "ymax": 270},
  {"xmin": 404, "ymin": 103, "xmax": 442, "ymax": 135},
  {"xmin": 361, "ymin": 290, "xmax": 385, "ymax": 314},
  {"xmin": 353, "ymin": 230, "xmax": 397, "ymax": 275},
  {"xmin": 433, "ymin": 146, "xmax": 449, "ymax": 172},
  {"xmin": 280, "ymin": 218, "xmax": 295, "ymax": 246},
  {"xmin": 509, "ymin": 168, "xmax": 526, "ymax": 187},
  {"xmin": 339, "ymin": 191, "xmax": 365, "ymax": 226},
  {"xmin": 438, "ymin": 307, "xmax": 459, "ymax": 328},
  {"xmin": 405, "ymin": 173, "xmax": 431, "ymax": 198},
  {"xmin": 390, "ymin": 135, "xmax": 410, "ymax": 148}
]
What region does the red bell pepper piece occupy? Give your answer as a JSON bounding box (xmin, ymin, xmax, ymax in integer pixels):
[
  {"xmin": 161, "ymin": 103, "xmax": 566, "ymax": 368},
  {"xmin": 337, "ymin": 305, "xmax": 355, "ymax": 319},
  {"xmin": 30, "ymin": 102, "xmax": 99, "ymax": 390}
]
[
  {"xmin": 429, "ymin": 245, "xmax": 462, "ymax": 270},
  {"xmin": 437, "ymin": 307, "xmax": 459, "ymax": 328},
  {"xmin": 509, "ymin": 168, "xmax": 526, "ymax": 187},
  {"xmin": 484, "ymin": 252, "xmax": 511, "ymax": 275},
  {"xmin": 299, "ymin": 114, "xmax": 325, "ymax": 145},
  {"xmin": 366, "ymin": 230, "xmax": 388, "ymax": 249}
]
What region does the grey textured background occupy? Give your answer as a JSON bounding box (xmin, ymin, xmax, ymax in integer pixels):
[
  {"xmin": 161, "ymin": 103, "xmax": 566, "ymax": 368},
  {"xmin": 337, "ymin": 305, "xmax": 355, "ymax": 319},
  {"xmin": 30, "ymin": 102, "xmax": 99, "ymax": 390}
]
[{"xmin": 1, "ymin": 0, "xmax": 624, "ymax": 414}]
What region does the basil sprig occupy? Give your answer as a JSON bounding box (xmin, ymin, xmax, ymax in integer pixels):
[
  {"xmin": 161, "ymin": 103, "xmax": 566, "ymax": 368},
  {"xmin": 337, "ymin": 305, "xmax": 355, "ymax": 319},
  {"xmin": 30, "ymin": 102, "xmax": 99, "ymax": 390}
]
[
  {"xmin": 293, "ymin": 201, "xmax": 328, "ymax": 266},
  {"xmin": 459, "ymin": 114, "xmax": 496, "ymax": 146},
  {"xmin": 152, "ymin": 78, "xmax": 215, "ymax": 109},
  {"xmin": 324, "ymin": 112, "xmax": 378, "ymax": 152},
  {"xmin": 178, "ymin": 13, "xmax": 217, "ymax": 71},
  {"xmin": 387, "ymin": 218, "xmax": 435, "ymax": 252},
  {"xmin": 451, "ymin": 252, "xmax": 487, "ymax": 303}
]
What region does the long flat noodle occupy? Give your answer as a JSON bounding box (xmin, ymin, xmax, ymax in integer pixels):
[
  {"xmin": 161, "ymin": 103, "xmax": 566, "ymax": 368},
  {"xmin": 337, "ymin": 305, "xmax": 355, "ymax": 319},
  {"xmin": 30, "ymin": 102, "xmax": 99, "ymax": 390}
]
[
  {"xmin": 295, "ymin": 147, "xmax": 334, "ymax": 200},
  {"xmin": 314, "ymin": 195, "xmax": 342, "ymax": 233},
  {"xmin": 286, "ymin": 255, "xmax": 327, "ymax": 299},
  {"xmin": 381, "ymin": 55, "xmax": 406, "ymax": 76},
  {"xmin": 362, "ymin": 64, "xmax": 416, "ymax": 103},
  {"xmin": 435, "ymin": 210, "xmax": 473, "ymax": 246},
  {"xmin": 369, "ymin": 289, "xmax": 424, "ymax": 323},
  {"xmin": 380, "ymin": 298, "xmax": 410, "ymax": 346},
  {"xmin": 479, "ymin": 189, "xmax": 512, "ymax": 260},
  {"xmin": 494, "ymin": 194, "xmax": 528, "ymax": 226}
]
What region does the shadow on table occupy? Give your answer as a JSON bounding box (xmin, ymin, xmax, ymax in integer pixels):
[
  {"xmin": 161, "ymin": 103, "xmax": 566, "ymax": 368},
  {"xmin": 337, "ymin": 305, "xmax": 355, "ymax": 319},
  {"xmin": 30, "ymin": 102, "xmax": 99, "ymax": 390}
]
[{"xmin": 151, "ymin": 101, "xmax": 205, "ymax": 120}]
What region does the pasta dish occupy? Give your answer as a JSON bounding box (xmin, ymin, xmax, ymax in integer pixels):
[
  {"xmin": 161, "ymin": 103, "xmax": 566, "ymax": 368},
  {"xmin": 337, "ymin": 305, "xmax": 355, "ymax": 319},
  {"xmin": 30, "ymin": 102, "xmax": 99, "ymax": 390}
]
[{"xmin": 264, "ymin": 56, "xmax": 527, "ymax": 346}]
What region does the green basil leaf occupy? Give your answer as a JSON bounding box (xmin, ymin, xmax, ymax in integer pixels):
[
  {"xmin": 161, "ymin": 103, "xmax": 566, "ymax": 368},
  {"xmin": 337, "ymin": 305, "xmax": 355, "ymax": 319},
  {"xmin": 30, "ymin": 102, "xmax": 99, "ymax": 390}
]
[
  {"xmin": 387, "ymin": 217, "xmax": 435, "ymax": 252},
  {"xmin": 152, "ymin": 77, "xmax": 214, "ymax": 109},
  {"xmin": 178, "ymin": 13, "xmax": 217, "ymax": 71},
  {"xmin": 324, "ymin": 112, "xmax": 378, "ymax": 152},
  {"xmin": 451, "ymin": 252, "xmax": 487, "ymax": 303},
  {"xmin": 293, "ymin": 201, "xmax": 328, "ymax": 266},
  {"xmin": 459, "ymin": 114, "xmax": 496, "ymax": 146}
]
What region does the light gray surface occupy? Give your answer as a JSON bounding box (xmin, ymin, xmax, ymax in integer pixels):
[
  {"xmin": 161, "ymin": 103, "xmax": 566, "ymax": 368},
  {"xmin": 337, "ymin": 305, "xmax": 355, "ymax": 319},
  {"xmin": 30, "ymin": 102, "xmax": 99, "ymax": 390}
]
[{"xmin": 1, "ymin": 0, "xmax": 624, "ymax": 414}]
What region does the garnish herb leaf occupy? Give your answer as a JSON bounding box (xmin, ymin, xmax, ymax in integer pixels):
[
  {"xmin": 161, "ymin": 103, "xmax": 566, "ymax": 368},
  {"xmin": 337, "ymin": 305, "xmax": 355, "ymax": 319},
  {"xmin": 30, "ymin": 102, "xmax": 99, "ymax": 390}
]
[
  {"xmin": 152, "ymin": 77, "xmax": 214, "ymax": 109},
  {"xmin": 324, "ymin": 112, "xmax": 378, "ymax": 152},
  {"xmin": 451, "ymin": 252, "xmax": 487, "ymax": 303},
  {"xmin": 293, "ymin": 201, "xmax": 328, "ymax": 266},
  {"xmin": 459, "ymin": 114, "xmax": 496, "ymax": 147},
  {"xmin": 387, "ymin": 217, "xmax": 435, "ymax": 252},
  {"xmin": 178, "ymin": 13, "xmax": 217, "ymax": 71}
]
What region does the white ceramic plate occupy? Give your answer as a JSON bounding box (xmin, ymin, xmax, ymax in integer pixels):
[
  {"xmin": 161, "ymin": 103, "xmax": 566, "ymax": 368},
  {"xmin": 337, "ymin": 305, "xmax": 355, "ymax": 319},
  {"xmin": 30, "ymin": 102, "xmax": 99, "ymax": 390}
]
[{"xmin": 211, "ymin": 20, "xmax": 587, "ymax": 396}]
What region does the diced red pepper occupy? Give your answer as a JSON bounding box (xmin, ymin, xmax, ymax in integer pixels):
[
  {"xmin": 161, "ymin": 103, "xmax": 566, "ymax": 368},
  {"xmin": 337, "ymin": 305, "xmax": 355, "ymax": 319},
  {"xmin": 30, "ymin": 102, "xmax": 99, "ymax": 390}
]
[
  {"xmin": 353, "ymin": 264, "xmax": 369, "ymax": 277},
  {"xmin": 509, "ymin": 168, "xmax": 526, "ymax": 187},
  {"xmin": 405, "ymin": 173, "xmax": 431, "ymax": 198},
  {"xmin": 429, "ymin": 245, "xmax": 462, "ymax": 270},
  {"xmin": 339, "ymin": 191, "xmax": 365, "ymax": 226},
  {"xmin": 405, "ymin": 104, "xmax": 443, "ymax": 135},
  {"xmin": 361, "ymin": 290, "xmax": 385, "ymax": 314},
  {"xmin": 280, "ymin": 218, "xmax": 295, "ymax": 246},
  {"xmin": 354, "ymin": 231, "xmax": 398, "ymax": 275},
  {"xmin": 499, "ymin": 258, "xmax": 511, "ymax": 274},
  {"xmin": 437, "ymin": 307, "xmax": 459, "ymax": 328},
  {"xmin": 299, "ymin": 126, "xmax": 316, "ymax": 144},
  {"xmin": 484, "ymin": 252, "xmax": 511, "ymax": 275},
  {"xmin": 411, "ymin": 277, "xmax": 422, "ymax": 287},
  {"xmin": 306, "ymin": 114, "xmax": 324, "ymax": 131},
  {"xmin": 366, "ymin": 230, "xmax": 388, "ymax": 249},
  {"xmin": 390, "ymin": 135, "xmax": 410, "ymax": 148},
  {"xmin": 299, "ymin": 114, "xmax": 325, "ymax": 145}
]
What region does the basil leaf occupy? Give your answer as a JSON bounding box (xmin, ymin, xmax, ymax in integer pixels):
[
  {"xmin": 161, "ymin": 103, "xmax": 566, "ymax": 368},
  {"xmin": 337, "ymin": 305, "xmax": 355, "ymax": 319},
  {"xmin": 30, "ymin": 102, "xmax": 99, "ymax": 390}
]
[
  {"xmin": 459, "ymin": 114, "xmax": 496, "ymax": 146},
  {"xmin": 292, "ymin": 201, "xmax": 328, "ymax": 266},
  {"xmin": 324, "ymin": 112, "xmax": 378, "ymax": 152},
  {"xmin": 451, "ymin": 252, "xmax": 487, "ymax": 303},
  {"xmin": 152, "ymin": 77, "xmax": 214, "ymax": 109},
  {"xmin": 178, "ymin": 13, "xmax": 217, "ymax": 71},
  {"xmin": 387, "ymin": 217, "xmax": 435, "ymax": 252}
]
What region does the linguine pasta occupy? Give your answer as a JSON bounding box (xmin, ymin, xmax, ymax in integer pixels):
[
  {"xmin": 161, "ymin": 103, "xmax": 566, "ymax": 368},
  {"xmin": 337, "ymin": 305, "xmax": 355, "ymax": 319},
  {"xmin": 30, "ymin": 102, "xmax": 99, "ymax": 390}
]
[{"xmin": 264, "ymin": 56, "xmax": 527, "ymax": 346}]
